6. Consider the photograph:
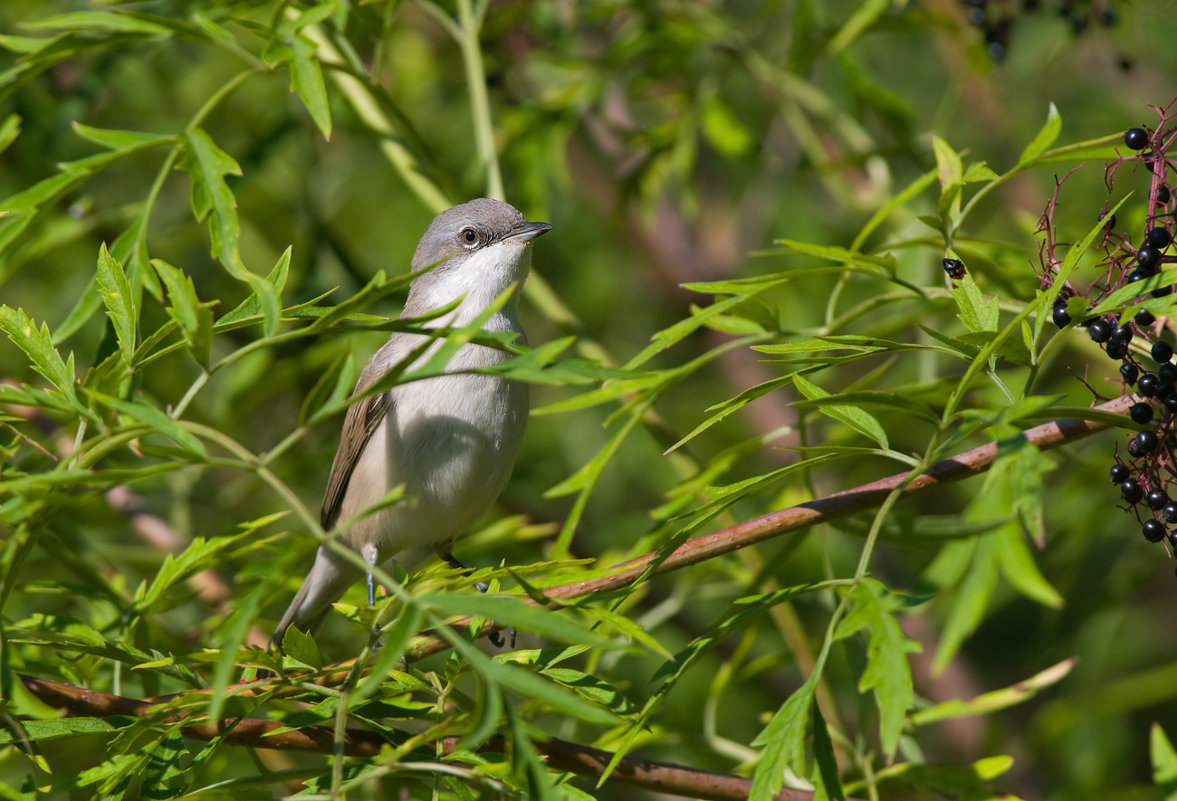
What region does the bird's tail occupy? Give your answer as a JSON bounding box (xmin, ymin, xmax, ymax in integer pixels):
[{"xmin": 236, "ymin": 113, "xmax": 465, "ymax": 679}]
[{"xmin": 271, "ymin": 546, "xmax": 358, "ymax": 649}]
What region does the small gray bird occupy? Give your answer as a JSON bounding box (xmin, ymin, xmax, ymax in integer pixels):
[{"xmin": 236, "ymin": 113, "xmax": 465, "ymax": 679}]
[{"xmin": 273, "ymin": 198, "xmax": 551, "ymax": 642}]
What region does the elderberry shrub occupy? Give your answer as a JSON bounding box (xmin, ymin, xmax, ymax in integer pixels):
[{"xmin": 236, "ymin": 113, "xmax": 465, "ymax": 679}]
[
  {"xmin": 963, "ymin": 1, "xmax": 1131, "ymax": 64},
  {"xmin": 1038, "ymin": 101, "xmax": 1177, "ymax": 567}
]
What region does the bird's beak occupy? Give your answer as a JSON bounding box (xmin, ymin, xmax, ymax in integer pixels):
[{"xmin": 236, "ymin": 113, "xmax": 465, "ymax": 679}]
[{"xmin": 503, "ymin": 221, "xmax": 552, "ymax": 243}]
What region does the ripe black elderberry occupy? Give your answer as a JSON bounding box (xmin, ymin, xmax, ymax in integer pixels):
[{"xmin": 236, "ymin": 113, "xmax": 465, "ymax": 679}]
[
  {"xmin": 1138, "ymin": 245, "xmax": 1163, "ymax": 272},
  {"xmin": 1138, "ymin": 374, "xmax": 1160, "ymax": 397},
  {"xmin": 1101, "ymin": 210, "xmax": 1117, "ymax": 230},
  {"xmin": 1159, "ymin": 186, "xmax": 1172, "ymax": 205},
  {"xmin": 1130, "ymin": 430, "xmax": 1160, "ymax": 456},
  {"xmin": 1123, "ymin": 478, "xmax": 1145, "ymax": 503},
  {"xmin": 1110, "ymin": 463, "xmax": 1130, "ymax": 483},
  {"xmin": 1146, "ymin": 227, "xmax": 1173, "ymax": 249},
  {"xmin": 1160, "ymin": 363, "xmax": 1177, "ymax": 385},
  {"xmin": 1128, "ymin": 268, "xmax": 1147, "ymax": 283},
  {"xmin": 1124, "ymin": 127, "xmax": 1150, "ymax": 150},
  {"xmin": 1121, "ymin": 363, "xmax": 1140, "ymax": 385},
  {"xmin": 1166, "ymin": 395, "xmax": 1177, "ymax": 414},
  {"xmin": 1052, "ymin": 300, "xmax": 1071, "ymax": 328},
  {"xmin": 1148, "ymin": 488, "xmax": 1170, "ymax": 510},
  {"xmin": 1143, "ymin": 519, "xmax": 1167, "ymax": 542},
  {"xmin": 1165, "ymin": 502, "xmax": 1177, "ymax": 524},
  {"xmin": 1137, "ymin": 309, "xmax": 1157, "ymax": 327},
  {"xmin": 1088, "ymin": 319, "xmax": 1113, "ymax": 343},
  {"xmin": 1110, "ymin": 325, "xmax": 1133, "ymax": 344},
  {"xmin": 1154, "ymin": 341, "xmax": 1174, "ymax": 363},
  {"xmin": 1130, "ymin": 402, "xmax": 1155, "ymax": 424},
  {"xmin": 1107, "ymin": 338, "xmax": 1130, "ymax": 359}
]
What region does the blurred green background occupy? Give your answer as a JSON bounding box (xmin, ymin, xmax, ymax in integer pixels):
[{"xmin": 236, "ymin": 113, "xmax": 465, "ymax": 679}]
[{"xmin": 4, "ymin": 1, "xmax": 1177, "ymax": 799}]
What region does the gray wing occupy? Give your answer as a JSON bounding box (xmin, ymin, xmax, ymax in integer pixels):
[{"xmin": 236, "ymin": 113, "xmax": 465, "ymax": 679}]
[{"xmin": 320, "ymin": 388, "xmax": 388, "ymax": 529}]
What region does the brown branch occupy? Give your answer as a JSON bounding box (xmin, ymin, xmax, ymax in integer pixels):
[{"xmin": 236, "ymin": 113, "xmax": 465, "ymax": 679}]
[
  {"xmin": 18, "ymin": 674, "xmax": 858, "ymax": 801},
  {"xmin": 393, "ymin": 395, "xmax": 1134, "ymax": 661}
]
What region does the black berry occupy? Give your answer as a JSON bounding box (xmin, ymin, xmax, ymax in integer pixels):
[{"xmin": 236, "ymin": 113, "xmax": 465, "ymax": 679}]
[
  {"xmin": 1154, "ymin": 284, "xmax": 1173, "ymax": 298},
  {"xmin": 1107, "ymin": 338, "xmax": 1130, "ymax": 359},
  {"xmin": 1139, "ymin": 245, "xmax": 1163, "ymax": 272},
  {"xmin": 1159, "ymin": 186, "xmax": 1172, "ymax": 205},
  {"xmin": 1166, "ymin": 395, "xmax": 1177, "ymax": 414},
  {"xmin": 1161, "ymin": 363, "xmax": 1177, "ymax": 384},
  {"xmin": 942, "ymin": 258, "xmax": 966, "ymax": 279},
  {"xmin": 1147, "ymin": 227, "xmax": 1173, "ymax": 249},
  {"xmin": 1088, "ymin": 319, "xmax": 1113, "ymax": 343},
  {"xmin": 1149, "ymin": 488, "xmax": 1171, "ymax": 510},
  {"xmin": 1164, "ymin": 502, "xmax": 1177, "ymax": 523},
  {"xmin": 1125, "ymin": 127, "xmax": 1150, "ymax": 150},
  {"xmin": 1131, "ymin": 402, "xmax": 1155, "ymax": 424},
  {"xmin": 1153, "ymin": 341, "xmax": 1174, "ymax": 363},
  {"xmin": 1137, "ymin": 309, "xmax": 1157, "ymax": 327},
  {"xmin": 1143, "ymin": 518, "xmax": 1167, "ymax": 542},
  {"xmin": 1111, "ymin": 463, "xmax": 1130, "ymax": 483},
  {"xmin": 1122, "ymin": 478, "xmax": 1144, "ymax": 503},
  {"xmin": 1111, "ymin": 325, "xmax": 1133, "ymax": 344},
  {"xmin": 1052, "ymin": 300, "xmax": 1072, "ymax": 328},
  {"xmin": 1139, "ymin": 374, "xmax": 1159, "ymax": 397},
  {"xmin": 1100, "ymin": 211, "xmax": 1117, "ymax": 230},
  {"xmin": 1128, "ymin": 268, "xmax": 1148, "ymax": 283},
  {"xmin": 1122, "ymin": 363, "xmax": 1140, "ymax": 385},
  {"xmin": 1135, "ymin": 430, "xmax": 1160, "ymax": 454}
]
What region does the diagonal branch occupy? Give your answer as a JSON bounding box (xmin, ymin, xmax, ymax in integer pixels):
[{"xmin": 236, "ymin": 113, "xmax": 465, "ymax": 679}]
[{"xmin": 18, "ymin": 674, "xmax": 858, "ymax": 801}]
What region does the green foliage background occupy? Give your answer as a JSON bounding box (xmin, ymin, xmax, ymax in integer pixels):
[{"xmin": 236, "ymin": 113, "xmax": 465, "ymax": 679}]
[{"xmin": 3, "ymin": 1, "xmax": 1177, "ymax": 799}]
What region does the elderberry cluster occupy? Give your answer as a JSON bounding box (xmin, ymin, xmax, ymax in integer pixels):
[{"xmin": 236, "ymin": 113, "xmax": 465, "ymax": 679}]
[
  {"xmin": 1043, "ymin": 103, "xmax": 1177, "ymax": 567},
  {"xmin": 960, "ymin": 0, "xmax": 1123, "ymax": 64}
]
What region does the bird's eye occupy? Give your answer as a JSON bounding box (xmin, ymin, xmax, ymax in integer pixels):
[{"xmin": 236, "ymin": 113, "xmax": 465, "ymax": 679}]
[{"xmin": 460, "ymin": 227, "xmax": 479, "ymax": 246}]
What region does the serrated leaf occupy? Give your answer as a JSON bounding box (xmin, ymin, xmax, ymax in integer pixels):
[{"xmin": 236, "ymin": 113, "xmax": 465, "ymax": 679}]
[
  {"xmin": 931, "ymin": 527, "xmax": 999, "ymax": 674},
  {"xmin": 811, "ymin": 700, "xmax": 845, "ymax": 801},
  {"xmin": 950, "ymin": 274, "xmax": 998, "ymax": 333},
  {"xmin": 178, "ymin": 128, "xmax": 243, "ymax": 271},
  {"xmin": 90, "ymin": 392, "xmax": 205, "ymax": 458},
  {"xmin": 132, "ymin": 514, "xmax": 283, "ymax": 614},
  {"xmin": 0, "ymin": 306, "xmax": 77, "ymax": 404},
  {"xmin": 749, "ymin": 680, "xmax": 815, "ymax": 801},
  {"xmin": 834, "ymin": 579, "xmax": 921, "ymax": 756},
  {"xmin": 1018, "ymin": 103, "xmax": 1061, "ymax": 166},
  {"xmin": 95, "ymin": 244, "xmax": 136, "ymax": 368},
  {"xmin": 152, "ymin": 259, "xmax": 212, "ymax": 367},
  {"xmin": 793, "ymin": 374, "xmax": 888, "ymax": 448}
]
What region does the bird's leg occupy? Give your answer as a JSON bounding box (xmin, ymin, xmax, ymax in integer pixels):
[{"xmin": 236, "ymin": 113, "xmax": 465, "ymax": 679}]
[
  {"xmin": 441, "ymin": 552, "xmax": 515, "ymax": 649},
  {"xmin": 361, "ymin": 543, "xmax": 381, "ymax": 641},
  {"xmin": 443, "ymin": 553, "xmax": 489, "ymax": 593}
]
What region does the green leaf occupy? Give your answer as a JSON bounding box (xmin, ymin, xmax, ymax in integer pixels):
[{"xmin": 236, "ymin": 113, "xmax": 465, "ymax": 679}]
[
  {"xmin": 834, "ymin": 579, "xmax": 921, "ymax": 756},
  {"xmin": 950, "ymin": 274, "xmax": 999, "ymax": 333},
  {"xmin": 1153, "ymin": 723, "xmax": 1177, "ymax": 800},
  {"xmin": 353, "ymin": 605, "xmax": 423, "ymax": 703},
  {"xmin": 72, "ymin": 122, "xmax": 172, "ymax": 153},
  {"xmin": 930, "ymin": 530, "xmax": 999, "ymax": 674},
  {"xmin": 90, "ymin": 392, "xmax": 206, "ymax": 458},
  {"xmin": 132, "ymin": 514, "xmax": 284, "ymax": 614},
  {"xmin": 793, "ymin": 374, "xmax": 888, "ymax": 448},
  {"xmin": 0, "ymin": 114, "xmax": 19, "ymax": 156},
  {"xmin": 1018, "ymin": 103, "xmax": 1061, "ymax": 166},
  {"xmin": 911, "ymin": 658, "xmax": 1074, "ymax": 726},
  {"xmin": 420, "ymin": 592, "xmax": 620, "ymax": 649},
  {"xmin": 932, "ymin": 135, "xmax": 964, "ymax": 223},
  {"xmin": 95, "ymin": 244, "xmax": 137, "ymax": 368},
  {"xmin": 151, "ymin": 259, "xmax": 212, "ymax": 367},
  {"xmin": 24, "ymin": 11, "xmax": 172, "ymax": 35},
  {"xmin": 749, "ymin": 680, "xmax": 815, "ymax": 801},
  {"xmin": 0, "ymin": 306, "xmax": 78, "ymax": 405},
  {"xmin": 263, "ymin": 29, "xmax": 332, "ymax": 139},
  {"xmin": 177, "ymin": 128, "xmax": 243, "ymax": 272}
]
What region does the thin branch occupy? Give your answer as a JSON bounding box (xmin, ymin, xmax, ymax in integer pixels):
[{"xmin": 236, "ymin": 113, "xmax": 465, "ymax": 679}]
[{"xmin": 17, "ymin": 675, "xmax": 858, "ymax": 801}]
